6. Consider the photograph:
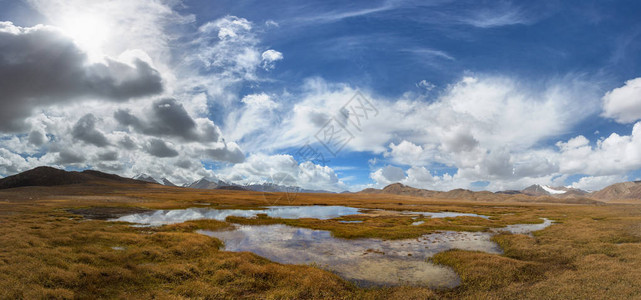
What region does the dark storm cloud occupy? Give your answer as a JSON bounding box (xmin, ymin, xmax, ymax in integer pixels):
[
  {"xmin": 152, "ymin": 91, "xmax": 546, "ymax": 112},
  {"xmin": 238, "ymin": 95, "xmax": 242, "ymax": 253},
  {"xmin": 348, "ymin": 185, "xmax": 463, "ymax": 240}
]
[
  {"xmin": 175, "ymin": 159, "xmax": 193, "ymax": 169},
  {"xmin": 119, "ymin": 135, "xmax": 137, "ymax": 150},
  {"xmin": 27, "ymin": 130, "xmax": 45, "ymax": 146},
  {"xmin": 97, "ymin": 151, "xmax": 119, "ymax": 161},
  {"xmin": 145, "ymin": 139, "xmax": 179, "ymax": 157},
  {"xmin": 94, "ymin": 162, "xmax": 126, "ymax": 172},
  {"xmin": 204, "ymin": 145, "xmax": 245, "ymax": 164},
  {"xmin": 57, "ymin": 150, "xmax": 85, "ymax": 164},
  {"xmin": 114, "ymin": 98, "xmax": 219, "ymax": 142},
  {"xmin": 0, "ymin": 22, "xmax": 163, "ymax": 132},
  {"xmin": 72, "ymin": 114, "xmax": 110, "ymax": 147}
]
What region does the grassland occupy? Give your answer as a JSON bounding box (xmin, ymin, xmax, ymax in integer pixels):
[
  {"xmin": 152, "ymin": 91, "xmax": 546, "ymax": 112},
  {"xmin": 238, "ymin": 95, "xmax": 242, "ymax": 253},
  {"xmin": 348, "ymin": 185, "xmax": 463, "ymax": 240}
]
[{"xmin": 1, "ymin": 182, "xmax": 641, "ymax": 299}]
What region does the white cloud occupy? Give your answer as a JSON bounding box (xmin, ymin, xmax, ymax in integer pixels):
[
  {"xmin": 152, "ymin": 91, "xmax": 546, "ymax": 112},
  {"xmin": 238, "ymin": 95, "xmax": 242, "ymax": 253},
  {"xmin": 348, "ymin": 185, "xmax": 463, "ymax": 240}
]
[
  {"xmin": 557, "ymin": 122, "xmax": 641, "ymax": 175},
  {"xmin": 261, "ymin": 49, "xmax": 283, "ymax": 69},
  {"xmin": 601, "ymin": 77, "xmax": 641, "ymax": 123},
  {"xmin": 226, "ymin": 93, "xmax": 279, "ymax": 147},
  {"xmin": 216, "ymin": 153, "xmax": 346, "ymax": 192},
  {"xmin": 385, "ymin": 141, "xmax": 431, "ymax": 166},
  {"xmin": 570, "ymin": 175, "xmax": 626, "ymax": 192},
  {"xmin": 195, "ymin": 16, "xmax": 261, "ymax": 81}
]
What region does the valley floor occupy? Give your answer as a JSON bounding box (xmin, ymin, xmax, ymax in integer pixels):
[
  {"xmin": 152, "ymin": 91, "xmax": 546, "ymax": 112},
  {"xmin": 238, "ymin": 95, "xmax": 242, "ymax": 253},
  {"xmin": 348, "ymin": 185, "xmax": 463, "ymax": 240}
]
[{"xmin": 1, "ymin": 183, "xmax": 641, "ymax": 299}]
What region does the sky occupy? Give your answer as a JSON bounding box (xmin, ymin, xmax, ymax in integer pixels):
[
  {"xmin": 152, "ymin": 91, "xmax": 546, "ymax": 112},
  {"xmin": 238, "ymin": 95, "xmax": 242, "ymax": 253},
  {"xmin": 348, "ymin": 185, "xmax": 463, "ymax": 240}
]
[{"xmin": 1, "ymin": 0, "xmax": 641, "ymax": 192}]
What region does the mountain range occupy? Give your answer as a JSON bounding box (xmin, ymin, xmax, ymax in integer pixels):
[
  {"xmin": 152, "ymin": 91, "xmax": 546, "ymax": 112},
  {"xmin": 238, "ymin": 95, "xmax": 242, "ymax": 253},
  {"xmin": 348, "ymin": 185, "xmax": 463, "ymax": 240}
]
[
  {"xmin": 132, "ymin": 174, "xmax": 331, "ymax": 193},
  {"xmin": 360, "ymin": 182, "xmax": 641, "ymax": 203},
  {"xmin": 132, "ymin": 174, "xmax": 176, "ymax": 187},
  {"xmin": 2, "ymin": 167, "xmax": 641, "ymax": 202}
]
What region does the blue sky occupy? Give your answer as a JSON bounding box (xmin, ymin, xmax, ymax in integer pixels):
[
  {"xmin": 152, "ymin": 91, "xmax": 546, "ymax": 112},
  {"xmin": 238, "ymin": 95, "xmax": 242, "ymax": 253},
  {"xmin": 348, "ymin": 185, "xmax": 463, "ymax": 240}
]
[{"xmin": 1, "ymin": 0, "xmax": 641, "ymax": 192}]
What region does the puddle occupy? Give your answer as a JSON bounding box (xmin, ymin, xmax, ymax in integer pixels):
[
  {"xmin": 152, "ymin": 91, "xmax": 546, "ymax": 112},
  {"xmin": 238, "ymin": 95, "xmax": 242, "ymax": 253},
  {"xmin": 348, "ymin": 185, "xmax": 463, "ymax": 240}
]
[
  {"xmin": 198, "ymin": 218, "xmax": 553, "ymax": 288},
  {"xmin": 411, "ymin": 221, "xmax": 425, "ymax": 226},
  {"xmin": 111, "ymin": 206, "xmax": 360, "ymax": 226},
  {"xmin": 401, "ymin": 211, "xmax": 490, "ymax": 219},
  {"xmin": 339, "ymin": 220, "xmax": 364, "ymax": 224},
  {"xmin": 493, "ymin": 218, "xmax": 554, "ymax": 235}
]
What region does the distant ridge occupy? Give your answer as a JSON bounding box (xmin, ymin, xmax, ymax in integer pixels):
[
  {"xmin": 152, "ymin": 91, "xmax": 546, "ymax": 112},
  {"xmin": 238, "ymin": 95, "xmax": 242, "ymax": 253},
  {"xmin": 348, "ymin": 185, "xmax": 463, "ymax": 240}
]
[
  {"xmin": 183, "ymin": 178, "xmax": 333, "ymax": 193},
  {"xmin": 521, "ymin": 184, "xmax": 588, "ymax": 198},
  {"xmin": 360, "ymin": 183, "xmax": 600, "ymax": 204},
  {"xmin": 590, "ymin": 181, "xmax": 641, "ymax": 201},
  {"xmin": 216, "ymin": 185, "xmax": 248, "ymax": 191},
  {"xmin": 360, "ymin": 183, "xmax": 495, "ymax": 200},
  {"xmin": 0, "ymin": 166, "xmax": 149, "ymax": 190}
]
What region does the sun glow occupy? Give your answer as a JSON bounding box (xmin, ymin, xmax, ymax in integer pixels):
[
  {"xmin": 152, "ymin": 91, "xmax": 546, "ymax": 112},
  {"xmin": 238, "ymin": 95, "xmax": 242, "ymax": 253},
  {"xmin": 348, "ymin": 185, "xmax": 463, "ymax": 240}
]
[{"xmin": 59, "ymin": 14, "xmax": 111, "ymax": 62}]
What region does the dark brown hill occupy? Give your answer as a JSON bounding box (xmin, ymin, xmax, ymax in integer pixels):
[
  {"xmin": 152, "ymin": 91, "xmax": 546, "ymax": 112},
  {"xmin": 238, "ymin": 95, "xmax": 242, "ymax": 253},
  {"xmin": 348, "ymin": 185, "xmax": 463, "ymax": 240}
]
[{"xmin": 0, "ymin": 166, "xmax": 149, "ymax": 190}]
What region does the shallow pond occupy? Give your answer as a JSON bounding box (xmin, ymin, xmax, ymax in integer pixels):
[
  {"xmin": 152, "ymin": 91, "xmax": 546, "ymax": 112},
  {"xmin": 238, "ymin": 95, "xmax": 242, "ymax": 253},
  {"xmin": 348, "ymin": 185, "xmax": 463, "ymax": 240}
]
[
  {"xmin": 198, "ymin": 225, "xmax": 500, "ymax": 288},
  {"xmin": 112, "ymin": 205, "xmax": 489, "ymax": 226},
  {"xmin": 112, "ymin": 205, "xmax": 360, "ymax": 226},
  {"xmin": 198, "ymin": 218, "xmax": 553, "ymax": 288},
  {"xmin": 113, "ymin": 205, "xmax": 552, "ymax": 288},
  {"xmin": 402, "ymin": 211, "xmax": 490, "ymax": 219}
]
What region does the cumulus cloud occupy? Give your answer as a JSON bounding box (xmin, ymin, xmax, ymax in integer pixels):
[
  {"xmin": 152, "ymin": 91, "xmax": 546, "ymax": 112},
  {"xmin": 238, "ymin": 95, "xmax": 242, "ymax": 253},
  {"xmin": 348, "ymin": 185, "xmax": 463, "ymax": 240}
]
[
  {"xmin": 601, "ymin": 77, "xmax": 641, "ymax": 123},
  {"xmin": 570, "ymin": 175, "xmax": 626, "ymax": 192},
  {"xmin": 145, "ymin": 139, "xmax": 179, "ymax": 158},
  {"xmin": 27, "ymin": 130, "xmax": 46, "ymax": 146},
  {"xmin": 261, "ymin": 75, "xmax": 599, "ymax": 158},
  {"xmin": 557, "ymin": 122, "xmax": 641, "ymax": 175},
  {"xmin": 0, "ymin": 22, "xmax": 163, "ymax": 132},
  {"xmin": 385, "ymin": 141, "xmax": 432, "ymax": 166},
  {"xmin": 216, "ymin": 153, "xmax": 346, "ymax": 192},
  {"xmin": 0, "ymin": 148, "xmax": 31, "ymax": 175},
  {"xmin": 72, "ymin": 114, "xmax": 110, "ymax": 147},
  {"xmin": 370, "ymin": 165, "xmax": 464, "ymax": 191},
  {"xmin": 97, "ymin": 151, "xmax": 119, "ymax": 161},
  {"xmin": 261, "ymin": 49, "xmax": 283, "ymax": 69},
  {"xmin": 114, "ymin": 98, "xmax": 219, "ymax": 142},
  {"xmin": 118, "ymin": 135, "xmax": 137, "ymax": 150},
  {"xmin": 370, "ymin": 165, "xmax": 407, "ymax": 185},
  {"xmin": 204, "ymin": 143, "xmax": 245, "ymax": 164},
  {"xmin": 57, "ymin": 150, "xmax": 86, "ymax": 164}
]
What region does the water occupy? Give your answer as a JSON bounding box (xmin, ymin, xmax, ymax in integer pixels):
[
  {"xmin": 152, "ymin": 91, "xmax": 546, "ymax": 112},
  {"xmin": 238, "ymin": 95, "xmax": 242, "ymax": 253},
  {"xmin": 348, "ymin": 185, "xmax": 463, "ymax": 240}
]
[
  {"xmin": 402, "ymin": 211, "xmax": 490, "ymax": 219},
  {"xmin": 112, "ymin": 206, "xmax": 490, "ymax": 226},
  {"xmin": 113, "ymin": 205, "xmax": 552, "ymax": 287},
  {"xmin": 112, "ymin": 205, "xmax": 360, "ymax": 226},
  {"xmin": 493, "ymin": 218, "xmax": 554, "ymax": 235},
  {"xmin": 198, "ymin": 225, "xmax": 502, "ymax": 288},
  {"xmin": 197, "ymin": 219, "xmax": 553, "ymax": 288}
]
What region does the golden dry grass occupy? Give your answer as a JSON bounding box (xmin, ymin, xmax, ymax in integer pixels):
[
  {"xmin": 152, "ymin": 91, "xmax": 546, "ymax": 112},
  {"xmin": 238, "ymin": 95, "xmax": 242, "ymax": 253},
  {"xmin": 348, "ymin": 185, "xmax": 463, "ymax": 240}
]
[{"xmin": 1, "ymin": 183, "xmax": 641, "ymax": 299}]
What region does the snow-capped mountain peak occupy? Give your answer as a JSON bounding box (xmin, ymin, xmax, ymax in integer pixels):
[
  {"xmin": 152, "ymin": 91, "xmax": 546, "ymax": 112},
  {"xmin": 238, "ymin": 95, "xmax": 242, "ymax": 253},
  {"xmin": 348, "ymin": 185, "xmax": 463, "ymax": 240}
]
[
  {"xmin": 132, "ymin": 173, "xmax": 159, "ymax": 184},
  {"xmin": 161, "ymin": 178, "xmax": 176, "ymax": 187},
  {"xmin": 541, "ymin": 185, "xmax": 567, "ymax": 195}
]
